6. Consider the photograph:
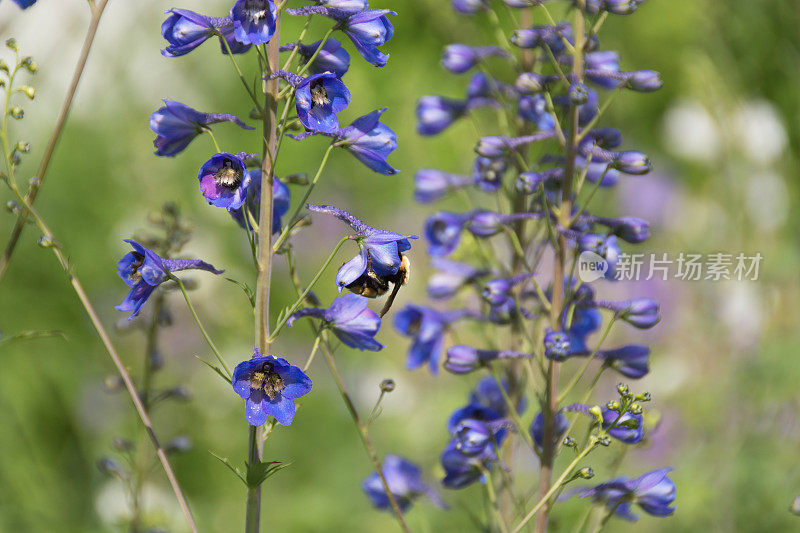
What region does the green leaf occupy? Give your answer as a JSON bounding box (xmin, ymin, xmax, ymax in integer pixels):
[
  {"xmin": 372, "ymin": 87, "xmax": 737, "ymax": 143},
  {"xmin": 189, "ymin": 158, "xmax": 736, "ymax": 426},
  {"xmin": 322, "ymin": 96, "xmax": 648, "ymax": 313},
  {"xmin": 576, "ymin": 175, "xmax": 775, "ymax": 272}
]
[
  {"xmin": 246, "ymin": 459, "xmax": 292, "ymax": 489},
  {"xmin": 225, "ymin": 277, "xmax": 255, "ymax": 309},
  {"xmin": 0, "ymin": 329, "xmax": 66, "ymax": 348},
  {"xmin": 209, "ymin": 451, "xmax": 247, "ymax": 486},
  {"xmin": 195, "ymin": 355, "xmax": 232, "ymax": 384}
]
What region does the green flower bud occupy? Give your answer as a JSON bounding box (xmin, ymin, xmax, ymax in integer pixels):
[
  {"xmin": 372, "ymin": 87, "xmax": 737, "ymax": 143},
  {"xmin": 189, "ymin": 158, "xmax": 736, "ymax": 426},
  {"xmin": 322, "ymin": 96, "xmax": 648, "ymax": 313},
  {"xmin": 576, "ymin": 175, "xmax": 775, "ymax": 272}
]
[
  {"xmin": 5, "ymin": 38, "xmax": 18, "ymax": 51},
  {"xmin": 576, "ymin": 467, "xmax": 594, "ymax": 479},
  {"xmin": 19, "ymin": 85, "xmax": 35, "ymax": 99},
  {"xmin": 380, "ymin": 378, "xmax": 396, "ymax": 393},
  {"xmin": 10, "ymin": 106, "xmax": 24, "ymax": 120}
]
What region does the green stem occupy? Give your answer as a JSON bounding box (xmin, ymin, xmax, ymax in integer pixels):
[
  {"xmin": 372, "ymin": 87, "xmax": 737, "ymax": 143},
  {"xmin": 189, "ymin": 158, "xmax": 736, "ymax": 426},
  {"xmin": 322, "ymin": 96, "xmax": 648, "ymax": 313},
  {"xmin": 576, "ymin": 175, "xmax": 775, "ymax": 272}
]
[
  {"xmin": 220, "ymin": 35, "xmax": 264, "ymax": 114},
  {"xmin": 556, "ymin": 318, "xmax": 615, "ymax": 403},
  {"xmin": 483, "ymin": 467, "xmax": 511, "ymax": 533}
]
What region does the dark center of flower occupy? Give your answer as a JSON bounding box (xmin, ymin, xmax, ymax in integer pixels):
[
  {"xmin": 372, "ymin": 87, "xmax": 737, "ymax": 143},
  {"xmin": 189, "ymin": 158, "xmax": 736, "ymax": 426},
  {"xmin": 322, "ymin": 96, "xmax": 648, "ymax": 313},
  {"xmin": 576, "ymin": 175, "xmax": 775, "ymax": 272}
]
[
  {"xmin": 128, "ymin": 252, "xmax": 145, "ymax": 283},
  {"xmin": 249, "ymin": 363, "xmax": 285, "ymax": 400},
  {"xmin": 244, "ymin": 0, "xmax": 268, "ymax": 22},
  {"xmin": 214, "ymin": 158, "xmax": 242, "ymax": 190},
  {"xmin": 310, "ymin": 82, "xmax": 330, "ymax": 108}
]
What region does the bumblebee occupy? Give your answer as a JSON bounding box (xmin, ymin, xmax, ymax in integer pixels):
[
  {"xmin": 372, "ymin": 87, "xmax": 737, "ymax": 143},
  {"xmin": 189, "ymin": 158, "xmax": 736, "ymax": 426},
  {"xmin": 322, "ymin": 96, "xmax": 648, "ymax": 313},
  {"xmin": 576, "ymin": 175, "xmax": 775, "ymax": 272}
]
[{"xmin": 345, "ymin": 255, "xmax": 411, "ymax": 317}]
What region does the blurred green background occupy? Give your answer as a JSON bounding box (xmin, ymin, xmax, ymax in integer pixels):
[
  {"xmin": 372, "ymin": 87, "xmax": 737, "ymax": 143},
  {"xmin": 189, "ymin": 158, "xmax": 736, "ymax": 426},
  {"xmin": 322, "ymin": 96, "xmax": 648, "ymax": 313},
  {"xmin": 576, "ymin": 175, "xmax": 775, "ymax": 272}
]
[{"xmin": 0, "ymin": 0, "xmax": 799, "ymax": 531}]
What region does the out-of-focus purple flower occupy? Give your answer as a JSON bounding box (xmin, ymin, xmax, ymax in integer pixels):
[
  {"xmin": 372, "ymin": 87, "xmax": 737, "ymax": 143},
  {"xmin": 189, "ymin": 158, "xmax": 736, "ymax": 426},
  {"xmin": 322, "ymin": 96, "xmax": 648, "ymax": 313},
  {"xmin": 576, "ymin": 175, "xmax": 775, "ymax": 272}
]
[
  {"xmin": 467, "ymin": 72, "xmax": 516, "ymax": 100},
  {"xmin": 306, "ymin": 204, "xmax": 416, "ymax": 294},
  {"xmin": 579, "ymin": 234, "xmax": 621, "ymax": 280},
  {"xmin": 288, "ymin": 293, "xmax": 383, "ymax": 351},
  {"xmin": 611, "ymin": 150, "xmax": 652, "ymax": 175},
  {"xmin": 115, "ymin": 240, "xmax": 222, "ymax": 319},
  {"xmin": 452, "ymin": 0, "xmax": 489, "ymax": 14},
  {"xmin": 445, "ymin": 345, "xmax": 531, "ymax": 374},
  {"xmin": 149, "ymin": 99, "xmax": 253, "ymax": 157},
  {"xmin": 482, "ymin": 273, "xmax": 533, "ymax": 307},
  {"xmin": 441, "ymin": 45, "xmax": 509, "ymax": 74},
  {"xmin": 603, "ymin": 409, "xmax": 644, "ymax": 443},
  {"xmin": 565, "ymin": 306, "xmax": 602, "ymax": 354},
  {"xmin": 427, "ymin": 258, "xmax": 487, "ymax": 300},
  {"xmin": 597, "ymin": 345, "xmax": 650, "ymax": 379},
  {"xmin": 473, "ymin": 156, "xmax": 508, "ymax": 192},
  {"xmin": 417, "ymin": 96, "xmax": 468, "ymax": 136},
  {"xmin": 467, "ymin": 210, "xmax": 540, "ymax": 237},
  {"xmin": 280, "ymin": 39, "xmax": 350, "ymax": 77},
  {"xmin": 519, "ymin": 94, "xmax": 556, "ymax": 131},
  {"xmin": 230, "ymin": 171, "xmax": 290, "ymax": 234},
  {"xmin": 543, "ymin": 328, "xmax": 571, "ymax": 361},
  {"xmin": 475, "ymin": 132, "xmax": 556, "ymax": 158},
  {"xmin": 449, "ymin": 377, "xmax": 524, "ymax": 432},
  {"xmin": 595, "ymin": 298, "xmax": 660, "ymax": 329},
  {"xmin": 394, "ymin": 305, "xmax": 477, "ymax": 374},
  {"xmin": 231, "ymin": 0, "xmax": 277, "ymax": 45},
  {"xmin": 576, "ymin": 468, "xmax": 676, "ymax": 521},
  {"xmin": 510, "ymin": 23, "xmax": 571, "ymax": 53},
  {"xmin": 293, "ymin": 72, "xmax": 351, "ymax": 133},
  {"xmin": 315, "ymin": 0, "xmax": 368, "ymax": 13},
  {"xmin": 415, "ymin": 170, "xmax": 473, "ymax": 203},
  {"xmin": 362, "ymin": 455, "xmax": 443, "ymax": 512},
  {"xmin": 530, "ymin": 411, "xmax": 569, "ymax": 450},
  {"xmin": 440, "ymin": 440, "xmax": 495, "ymax": 489},
  {"xmin": 197, "ymin": 152, "xmax": 255, "ymax": 211},
  {"xmin": 589, "ymin": 215, "xmax": 651, "ymax": 243},
  {"xmin": 232, "ymin": 349, "xmax": 313, "ymax": 426},
  {"xmin": 424, "ymin": 211, "xmax": 471, "ymax": 256},
  {"xmin": 161, "ymin": 9, "xmax": 250, "ymax": 57},
  {"xmin": 11, "ymin": 0, "xmax": 37, "ymax": 8},
  {"xmin": 585, "ymin": 51, "xmax": 621, "ymax": 89}
]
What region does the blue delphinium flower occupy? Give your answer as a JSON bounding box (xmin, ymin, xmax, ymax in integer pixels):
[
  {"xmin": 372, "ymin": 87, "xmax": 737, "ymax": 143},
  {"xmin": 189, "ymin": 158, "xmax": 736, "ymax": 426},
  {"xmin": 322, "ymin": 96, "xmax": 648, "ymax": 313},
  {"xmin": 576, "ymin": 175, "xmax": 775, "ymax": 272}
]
[
  {"xmin": 473, "ymin": 156, "xmax": 508, "ymax": 192},
  {"xmin": 336, "ymin": 9, "xmax": 396, "ymax": 67},
  {"xmin": 530, "ymin": 411, "xmax": 569, "ymax": 450},
  {"xmin": 149, "ymin": 99, "xmax": 253, "ymax": 157},
  {"xmin": 578, "ymin": 234, "xmax": 621, "ymax": 280},
  {"xmin": 230, "ymin": 171, "xmax": 290, "ymax": 234},
  {"xmin": 306, "ymin": 204, "xmax": 416, "ymax": 295},
  {"xmin": 115, "ymin": 239, "xmax": 223, "ymax": 319},
  {"xmin": 393, "ymin": 305, "xmax": 477, "ymax": 374},
  {"xmin": 280, "ymin": 39, "xmax": 351, "ymax": 77},
  {"xmin": 161, "ymin": 9, "xmax": 251, "ymax": 57},
  {"xmin": 11, "ymin": 0, "xmax": 37, "ymax": 8},
  {"xmin": 518, "ymin": 94, "xmax": 556, "ymax": 131},
  {"xmin": 576, "ymin": 468, "xmax": 676, "ymax": 521},
  {"xmin": 597, "ymin": 345, "xmax": 650, "ymax": 379},
  {"xmin": 565, "ymin": 404, "xmax": 643, "ymax": 444},
  {"xmin": 448, "ymin": 377, "xmax": 524, "ymax": 432},
  {"xmin": 197, "ymin": 152, "xmax": 256, "ymax": 211},
  {"xmin": 427, "ymin": 258, "xmax": 486, "ymax": 300},
  {"xmin": 288, "ymin": 293, "xmax": 384, "ymax": 351},
  {"xmin": 290, "ymin": 108, "xmax": 398, "ymax": 174},
  {"xmin": 232, "ymin": 348, "xmax": 313, "ymax": 426},
  {"xmin": 295, "ymin": 72, "xmax": 351, "ymax": 133},
  {"xmin": 362, "ymin": 455, "xmax": 443, "ymax": 513},
  {"xmin": 230, "ymin": 0, "xmax": 277, "ymax": 45},
  {"xmin": 565, "ymin": 305, "xmax": 602, "ymax": 354},
  {"xmin": 543, "ymin": 328, "xmax": 572, "ymax": 361},
  {"xmin": 316, "ymin": 0, "xmax": 368, "ymax": 13},
  {"xmin": 444, "ymin": 346, "xmax": 532, "ymax": 374},
  {"xmin": 440, "ymin": 438, "xmax": 498, "ymax": 489},
  {"xmin": 441, "ymin": 44, "xmax": 509, "ymax": 74},
  {"xmin": 452, "ymin": 0, "xmax": 489, "ymax": 14},
  {"xmin": 416, "ymin": 96, "xmax": 468, "ymax": 136},
  {"xmin": 423, "ymin": 212, "xmax": 470, "ymax": 256},
  {"xmin": 414, "ymin": 169, "xmax": 473, "ymax": 203},
  {"xmin": 593, "ymin": 298, "xmax": 660, "ymax": 329}
]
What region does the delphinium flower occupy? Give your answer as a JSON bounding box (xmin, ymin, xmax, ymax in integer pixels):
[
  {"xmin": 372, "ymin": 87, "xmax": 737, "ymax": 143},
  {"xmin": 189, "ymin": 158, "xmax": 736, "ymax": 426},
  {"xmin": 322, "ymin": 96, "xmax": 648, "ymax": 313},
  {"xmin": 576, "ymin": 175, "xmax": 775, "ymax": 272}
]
[
  {"xmin": 530, "ymin": 411, "xmax": 569, "ymax": 451},
  {"xmin": 288, "ymin": 293, "xmax": 384, "ymax": 351},
  {"xmin": 115, "ymin": 239, "xmax": 222, "ymax": 319},
  {"xmin": 597, "ymin": 345, "xmax": 650, "ymax": 379},
  {"xmin": 230, "ymin": 0, "xmax": 277, "ymax": 46},
  {"xmin": 10, "ymin": 0, "xmax": 36, "ymax": 9},
  {"xmin": 441, "ymin": 45, "xmax": 509, "ymax": 74},
  {"xmin": 271, "ymin": 71, "xmax": 351, "ymax": 133},
  {"xmin": 161, "ymin": 9, "xmax": 251, "ymax": 57},
  {"xmin": 289, "ymin": 108, "xmax": 398, "ymax": 174},
  {"xmin": 575, "ymin": 468, "xmax": 676, "ymax": 521},
  {"xmin": 149, "ymin": 99, "xmax": 253, "ymax": 157},
  {"xmin": 448, "ymin": 377, "xmax": 524, "ymax": 432},
  {"xmin": 230, "ymin": 171, "xmax": 291, "ymax": 233},
  {"xmin": 279, "ymin": 39, "xmax": 351, "ymax": 77},
  {"xmin": 414, "ymin": 169, "xmax": 474, "ymax": 203},
  {"xmin": 306, "ymin": 204, "xmax": 416, "ymax": 300},
  {"xmin": 197, "ymin": 152, "xmax": 257, "ymax": 211},
  {"xmin": 362, "ymin": 455, "xmax": 444, "ymax": 512},
  {"xmin": 426, "ymin": 258, "xmax": 487, "ymax": 300},
  {"xmin": 565, "ymin": 403, "xmax": 644, "ymax": 444},
  {"xmin": 232, "ymin": 349, "xmax": 313, "ymax": 426}
]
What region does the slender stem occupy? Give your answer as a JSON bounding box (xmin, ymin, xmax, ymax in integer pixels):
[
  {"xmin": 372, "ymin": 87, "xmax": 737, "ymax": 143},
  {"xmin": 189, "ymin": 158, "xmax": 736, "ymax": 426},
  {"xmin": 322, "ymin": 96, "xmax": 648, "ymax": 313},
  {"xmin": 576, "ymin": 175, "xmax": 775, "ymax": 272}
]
[
  {"xmin": 484, "ymin": 467, "xmax": 511, "ymax": 533},
  {"xmin": 0, "ymin": 0, "xmax": 111, "ymax": 284},
  {"xmin": 206, "ymin": 128, "xmax": 222, "ymax": 153},
  {"xmin": 173, "ymin": 276, "xmax": 232, "ymax": 378},
  {"xmin": 220, "ymin": 35, "xmax": 264, "ymax": 115},
  {"xmin": 556, "ymin": 319, "xmax": 615, "ymax": 403},
  {"xmin": 245, "ymin": 425, "xmax": 261, "ymax": 533}
]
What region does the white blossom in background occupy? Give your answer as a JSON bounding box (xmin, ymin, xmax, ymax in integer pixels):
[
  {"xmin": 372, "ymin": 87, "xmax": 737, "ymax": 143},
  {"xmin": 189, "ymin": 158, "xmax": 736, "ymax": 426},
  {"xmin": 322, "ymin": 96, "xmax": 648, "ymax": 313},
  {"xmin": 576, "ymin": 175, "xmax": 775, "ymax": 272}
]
[{"xmin": 662, "ymin": 98, "xmax": 721, "ymax": 163}]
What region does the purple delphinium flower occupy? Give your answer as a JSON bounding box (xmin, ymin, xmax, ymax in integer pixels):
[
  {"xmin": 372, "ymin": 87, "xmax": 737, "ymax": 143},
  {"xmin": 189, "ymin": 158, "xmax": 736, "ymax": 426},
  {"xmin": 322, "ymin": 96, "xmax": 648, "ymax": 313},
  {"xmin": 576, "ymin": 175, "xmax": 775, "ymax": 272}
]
[
  {"xmin": 427, "ymin": 258, "xmax": 486, "ymax": 300},
  {"xmin": 280, "ymin": 39, "xmax": 350, "ymax": 77},
  {"xmin": 336, "ymin": 9, "xmax": 396, "ymax": 66},
  {"xmin": 543, "ymin": 328, "xmax": 571, "ymax": 361},
  {"xmin": 482, "ymin": 273, "xmax": 533, "ymax": 307},
  {"xmin": 287, "ymin": 293, "xmax": 384, "ymax": 351},
  {"xmin": 231, "ymin": 0, "xmax": 277, "ymax": 45},
  {"xmin": 230, "ymin": 171, "xmax": 290, "ymax": 234},
  {"xmin": 597, "ymin": 345, "xmax": 650, "ymax": 379},
  {"xmin": 393, "ymin": 305, "xmax": 476, "ymax": 374},
  {"xmin": 294, "ymin": 72, "xmax": 351, "ymax": 133},
  {"xmin": 149, "ymin": 99, "xmax": 253, "ymax": 157},
  {"xmin": 578, "ymin": 234, "xmax": 621, "ymax": 280},
  {"xmin": 161, "ymin": 9, "xmax": 250, "ymax": 58},
  {"xmin": 315, "ymin": 0, "xmax": 368, "ymax": 13},
  {"xmin": 232, "ymin": 348, "xmax": 313, "ymax": 426},
  {"xmin": 452, "ymin": 0, "xmax": 489, "ymax": 14},
  {"xmin": 11, "ymin": 0, "xmax": 37, "ymax": 8},
  {"xmin": 474, "ymin": 156, "xmax": 508, "ymax": 192},
  {"xmin": 518, "ymin": 94, "xmax": 556, "ymax": 131},
  {"xmin": 115, "ymin": 239, "xmax": 223, "ymax": 319},
  {"xmin": 416, "ymin": 96, "xmax": 468, "ymax": 136},
  {"xmin": 423, "ymin": 211, "xmax": 471, "ymax": 256},
  {"xmin": 444, "ymin": 345, "xmax": 532, "ymax": 374},
  {"xmin": 565, "ymin": 404, "xmax": 644, "ymax": 444},
  {"xmin": 576, "ymin": 468, "xmax": 676, "ymax": 521},
  {"xmin": 530, "ymin": 411, "xmax": 569, "ymax": 450},
  {"xmin": 448, "ymin": 377, "xmax": 525, "ymax": 432},
  {"xmin": 291, "ymin": 108, "xmax": 397, "ymax": 174},
  {"xmin": 197, "ymin": 152, "xmax": 256, "ymax": 211},
  {"xmin": 306, "ymin": 204, "xmax": 416, "ymax": 295},
  {"xmin": 415, "ymin": 169, "xmax": 473, "ymax": 203},
  {"xmin": 362, "ymin": 455, "xmax": 444, "ymax": 513},
  {"xmin": 467, "ymin": 210, "xmax": 540, "ymax": 237},
  {"xmin": 593, "ymin": 298, "xmax": 660, "ymax": 329},
  {"xmin": 565, "ymin": 305, "xmax": 602, "ymax": 354},
  {"xmin": 441, "ymin": 44, "xmax": 509, "ymax": 74}
]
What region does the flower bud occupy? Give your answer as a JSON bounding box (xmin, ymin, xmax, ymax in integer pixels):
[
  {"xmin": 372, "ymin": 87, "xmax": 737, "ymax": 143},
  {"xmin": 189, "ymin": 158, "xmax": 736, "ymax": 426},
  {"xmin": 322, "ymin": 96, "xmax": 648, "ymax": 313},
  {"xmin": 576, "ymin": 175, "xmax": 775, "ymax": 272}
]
[
  {"xmin": 515, "ymin": 171, "xmax": 544, "ymax": 194},
  {"xmin": 563, "ymin": 436, "xmax": 576, "ymax": 448},
  {"xmin": 610, "ymin": 150, "xmax": 651, "ymax": 175},
  {"xmin": 576, "ymin": 467, "xmax": 595, "ymax": 479},
  {"xmin": 625, "ymin": 70, "xmax": 663, "ymax": 92},
  {"xmin": 18, "ymin": 85, "xmax": 35, "ymax": 99},
  {"xmin": 5, "ymin": 38, "xmax": 18, "ymax": 51},
  {"xmin": 445, "ymin": 345, "xmax": 483, "ymax": 374},
  {"xmin": 5, "ymin": 200, "xmax": 19, "ymax": 214},
  {"xmin": 569, "ymin": 83, "xmax": 590, "ymax": 106},
  {"xmin": 475, "ymin": 136, "xmax": 509, "ymax": 158},
  {"xmin": 452, "ymin": 0, "xmax": 489, "ymax": 14},
  {"xmin": 166, "ymin": 435, "xmax": 193, "ymax": 453},
  {"xmin": 629, "ymin": 403, "xmax": 643, "ymax": 415},
  {"xmin": 605, "ymin": 0, "xmax": 641, "ymax": 15},
  {"xmin": 616, "ymin": 298, "xmax": 660, "ymax": 329},
  {"xmin": 617, "ymin": 383, "xmax": 631, "ymax": 397},
  {"xmin": 284, "ymin": 172, "xmax": 308, "ymax": 185},
  {"xmin": 454, "ymin": 419, "xmax": 492, "ymax": 456},
  {"xmin": 380, "ymin": 378, "xmax": 396, "ymax": 393},
  {"xmin": 24, "ymin": 60, "xmax": 38, "ymax": 74},
  {"xmin": 16, "ymin": 141, "xmax": 30, "ymax": 153},
  {"xmin": 515, "ymin": 72, "xmax": 546, "ymax": 94},
  {"xmin": 589, "ymin": 405, "xmax": 604, "ymax": 425},
  {"xmin": 37, "ymin": 235, "xmax": 56, "ymax": 248},
  {"xmin": 635, "ymin": 391, "xmax": 651, "ymax": 402},
  {"xmin": 111, "ymin": 437, "xmax": 134, "ymax": 452},
  {"xmin": 597, "ymin": 435, "xmax": 612, "ymax": 446},
  {"xmin": 10, "ymin": 107, "xmax": 24, "ymax": 120},
  {"xmin": 605, "ymin": 400, "xmax": 620, "ymax": 412},
  {"xmin": 0, "ymin": 60, "xmax": 9, "ymax": 74},
  {"xmin": 543, "ymin": 328, "xmax": 571, "ymax": 361}
]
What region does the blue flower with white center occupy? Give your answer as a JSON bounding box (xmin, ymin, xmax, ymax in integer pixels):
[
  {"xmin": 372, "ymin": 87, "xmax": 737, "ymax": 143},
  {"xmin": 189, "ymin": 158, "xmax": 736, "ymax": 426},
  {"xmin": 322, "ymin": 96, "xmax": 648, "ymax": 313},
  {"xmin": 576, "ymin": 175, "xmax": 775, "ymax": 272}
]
[
  {"xmin": 290, "ymin": 109, "xmax": 398, "ymax": 175},
  {"xmin": 597, "ymin": 345, "xmax": 650, "ymax": 379},
  {"xmin": 231, "ymin": 0, "xmax": 277, "ymax": 45},
  {"xmin": 362, "ymin": 455, "xmax": 444, "ymax": 513},
  {"xmin": 287, "ymin": 293, "xmax": 384, "ymax": 351},
  {"xmin": 229, "ymin": 170, "xmax": 290, "ymax": 234},
  {"xmin": 280, "ymin": 39, "xmax": 351, "ymax": 77},
  {"xmin": 423, "ymin": 211, "xmax": 470, "ymax": 256},
  {"xmin": 232, "ymin": 349, "xmax": 313, "ymax": 426},
  {"xmin": 416, "ymin": 96, "xmax": 468, "ymax": 136},
  {"xmin": 295, "ymin": 72, "xmax": 351, "ymax": 133},
  {"xmin": 393, "ymin": 305, "xmax": 476, "ymax": 375},
  {"xmin": 306, "ymin": 204, "xmax": 416, "ymax": 296},
  {"xmin": 576, "ymin": 468, "xmax": 676, "ymax": 521},
  {"xmin": 427, "ymin": 258, "xmax": 486, "ymax": 300},
  {"xmin": 161, "ymin": 9, "xmax": 251, "ymax": 58},
  {"xmin": 115, "ymin": 239, "xmax": 223, "ymax": 319},
  {"xmin": 198, "ymin": 152, "xmax": 256, "ymax": 211},
  {"xmin": 149, "ymin": 99, "xmax": 253, "ymax": 157}
]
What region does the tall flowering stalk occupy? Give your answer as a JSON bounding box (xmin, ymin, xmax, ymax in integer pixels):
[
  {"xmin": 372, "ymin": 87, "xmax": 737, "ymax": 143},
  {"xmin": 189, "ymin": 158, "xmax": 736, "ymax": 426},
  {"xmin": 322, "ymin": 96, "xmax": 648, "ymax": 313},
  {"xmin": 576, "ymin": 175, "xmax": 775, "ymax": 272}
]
[{"xmin": 401, "ymin": 0, "xmax": 675, "ymax": 531}]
